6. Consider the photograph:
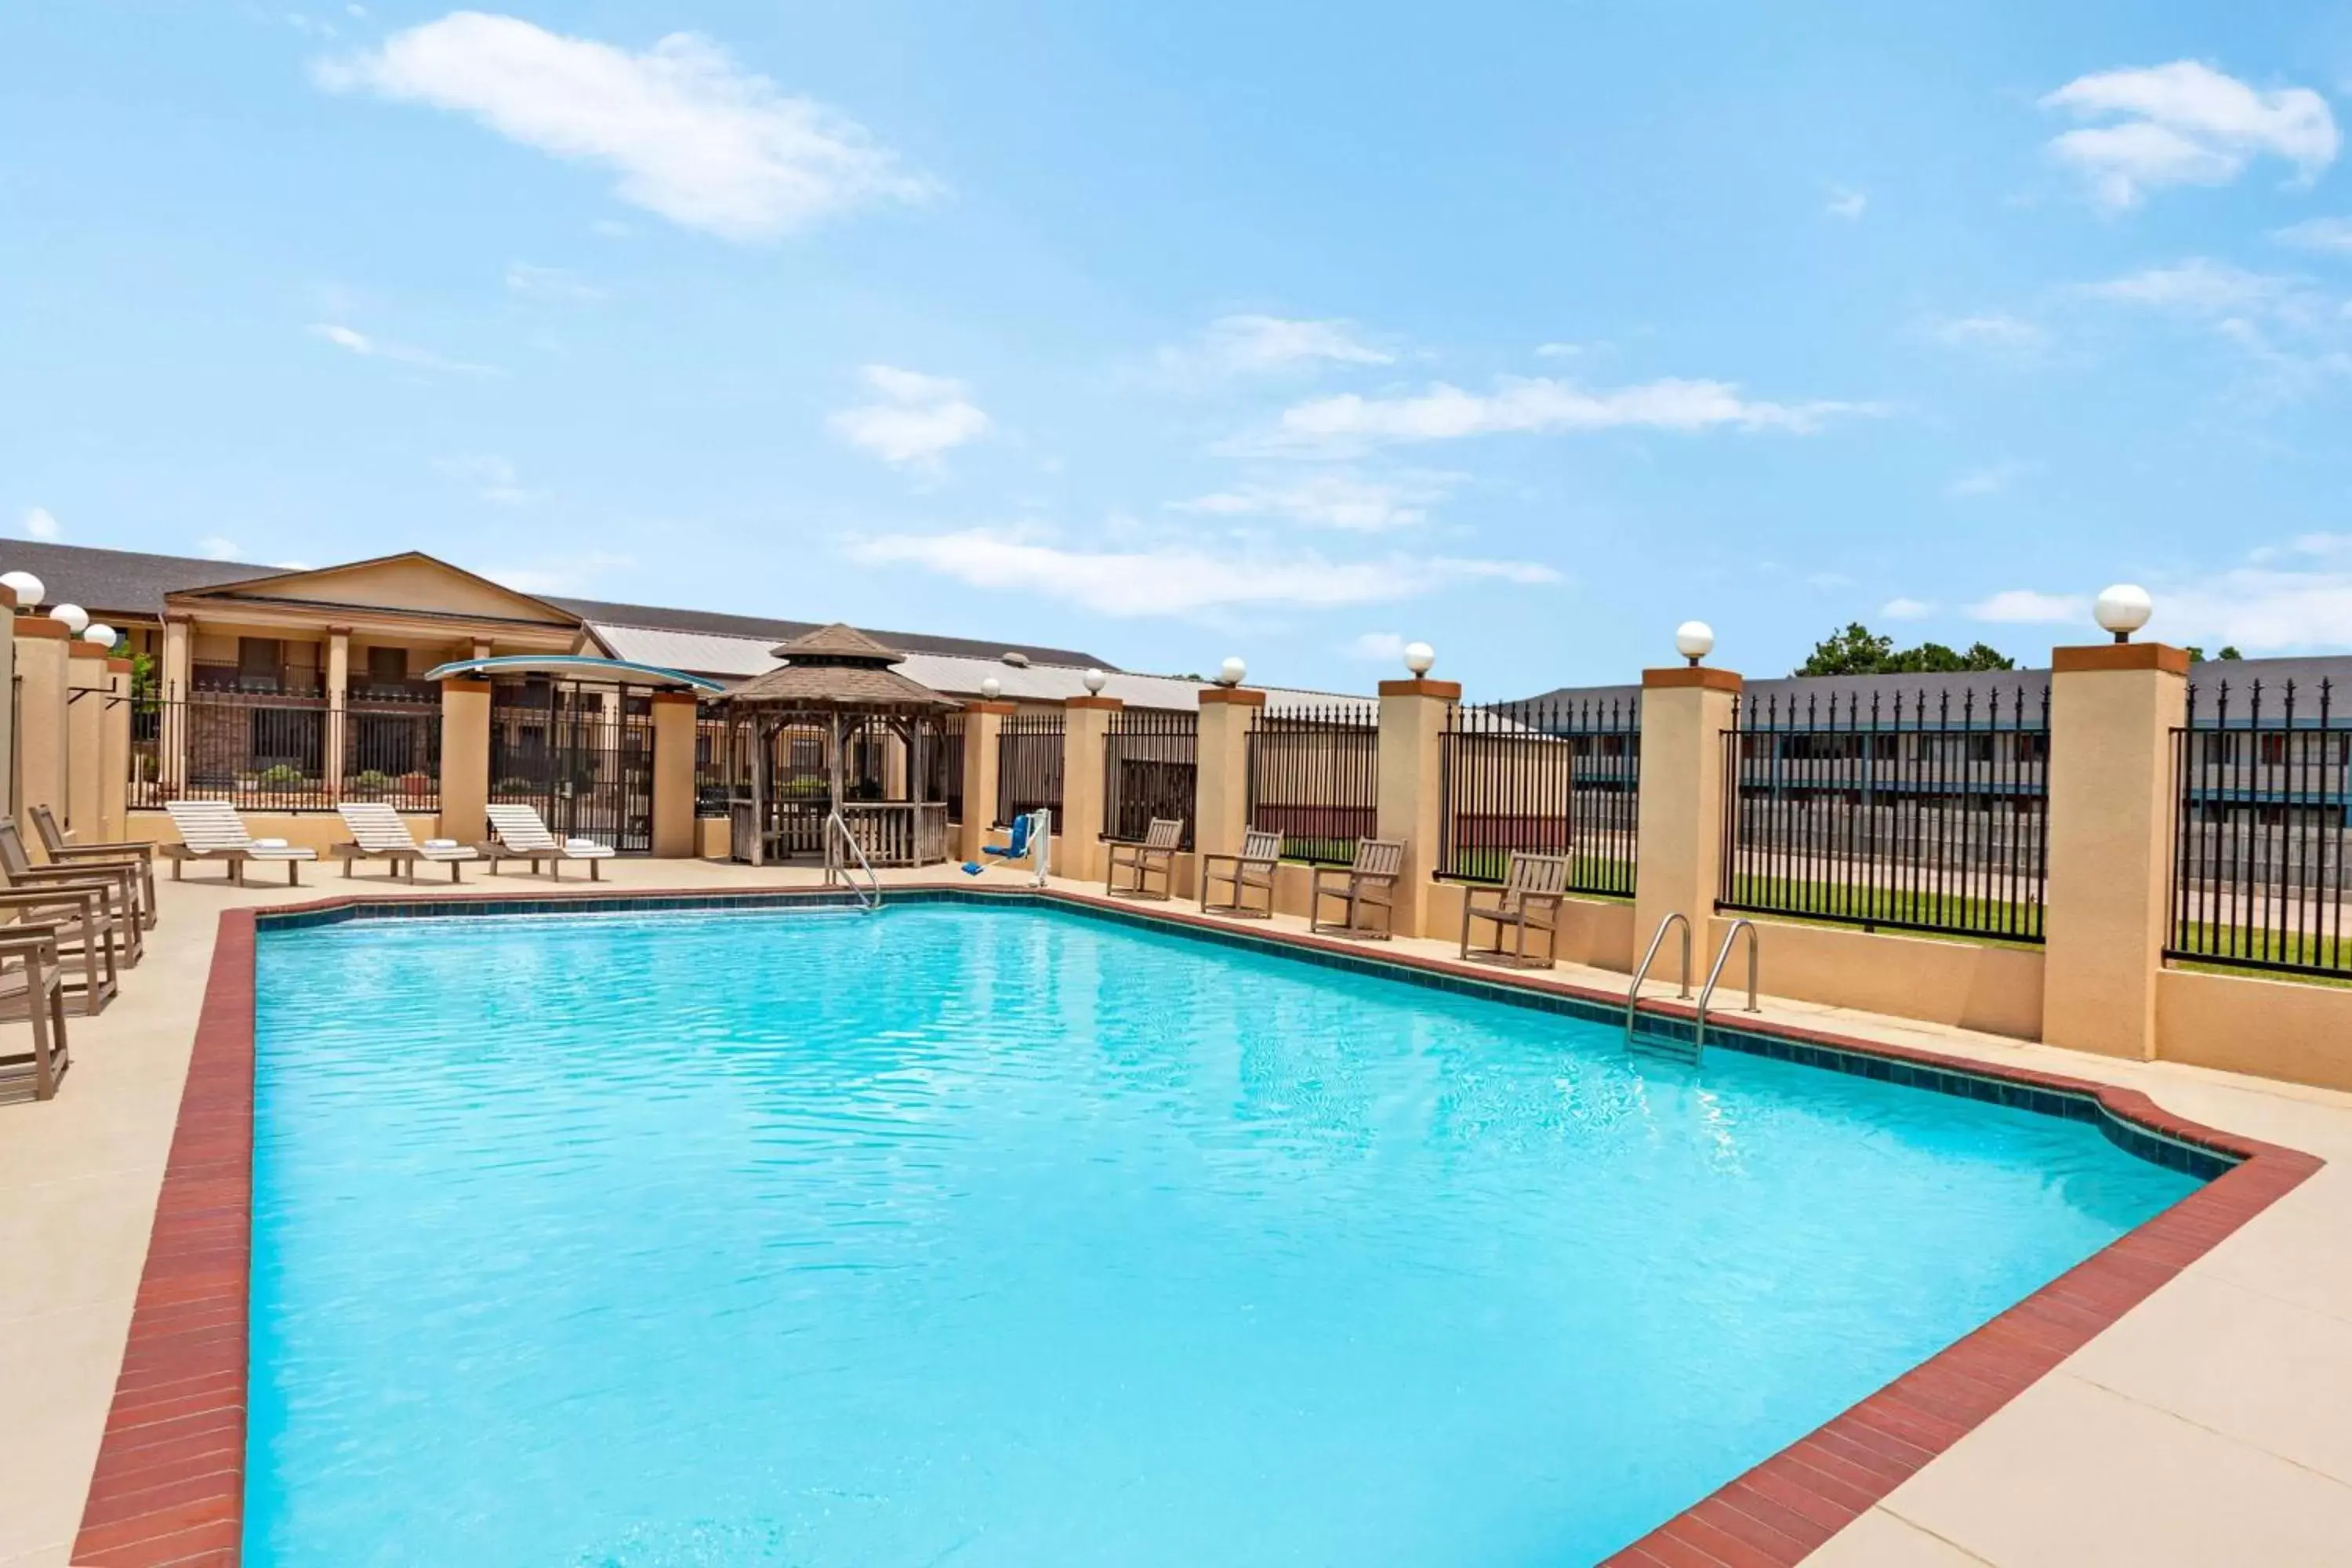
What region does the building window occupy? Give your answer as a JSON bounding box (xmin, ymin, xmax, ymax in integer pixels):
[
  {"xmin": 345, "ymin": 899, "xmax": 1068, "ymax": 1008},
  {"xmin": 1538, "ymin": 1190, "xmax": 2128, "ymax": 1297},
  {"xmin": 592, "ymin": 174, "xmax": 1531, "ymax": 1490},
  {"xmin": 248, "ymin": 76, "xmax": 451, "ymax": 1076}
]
[
  {"xmin": 367, "ymin": 646, "xmax": 407, "ymax": 688},
  {"xmin": 238, "ymin": 637, "xmax": 283, "ymax": 692}
]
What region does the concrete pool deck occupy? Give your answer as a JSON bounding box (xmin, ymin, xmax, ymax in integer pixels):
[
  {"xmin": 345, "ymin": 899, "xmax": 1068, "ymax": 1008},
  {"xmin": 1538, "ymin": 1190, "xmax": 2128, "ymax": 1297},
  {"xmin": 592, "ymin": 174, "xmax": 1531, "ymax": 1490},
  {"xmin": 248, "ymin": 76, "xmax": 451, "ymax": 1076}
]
[{"xmin": 5, "ymin": 858, "xmax": 2352, "ymax": 1566}]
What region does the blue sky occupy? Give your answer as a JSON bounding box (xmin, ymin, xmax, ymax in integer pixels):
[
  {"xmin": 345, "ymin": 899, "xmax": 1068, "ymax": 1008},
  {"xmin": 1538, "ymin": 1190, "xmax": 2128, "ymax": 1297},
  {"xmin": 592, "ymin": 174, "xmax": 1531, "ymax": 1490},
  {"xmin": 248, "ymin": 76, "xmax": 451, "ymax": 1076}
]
[{"xmin": 10, "ymin": 4, "xmax": 2352, "ymax": 695}]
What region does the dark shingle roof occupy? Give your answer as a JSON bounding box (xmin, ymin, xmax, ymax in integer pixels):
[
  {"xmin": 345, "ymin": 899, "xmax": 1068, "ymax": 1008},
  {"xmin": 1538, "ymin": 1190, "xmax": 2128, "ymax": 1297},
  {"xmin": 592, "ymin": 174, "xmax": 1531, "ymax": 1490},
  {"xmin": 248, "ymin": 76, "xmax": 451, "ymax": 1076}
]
[
  {"xmin": 546, "ymin": 596, "xmax": 1112, "ymax": 669},
  {"xmin": 0, "ymin": 540, "xmax": 1113, "ymax": 668}
]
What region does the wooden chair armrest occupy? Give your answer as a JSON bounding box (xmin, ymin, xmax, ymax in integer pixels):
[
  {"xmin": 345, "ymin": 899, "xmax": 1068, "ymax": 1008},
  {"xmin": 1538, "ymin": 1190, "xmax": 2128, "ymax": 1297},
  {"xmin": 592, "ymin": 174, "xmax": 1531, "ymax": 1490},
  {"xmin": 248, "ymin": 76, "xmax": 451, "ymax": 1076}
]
[
  {"xmin": 49, "ymin": 841, "xmax": 157, "ymax": 864},
  {"xmin": 0, "ymin": 887, "xmax": 103, "ymax": 919}
]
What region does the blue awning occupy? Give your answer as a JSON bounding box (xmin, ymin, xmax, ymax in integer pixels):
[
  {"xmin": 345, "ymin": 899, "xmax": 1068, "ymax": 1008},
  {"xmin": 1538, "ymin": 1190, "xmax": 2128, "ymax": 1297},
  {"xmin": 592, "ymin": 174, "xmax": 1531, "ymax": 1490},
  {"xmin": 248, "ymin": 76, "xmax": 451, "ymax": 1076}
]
[{"xmin": 421, "ymin": 655, "xmax": 726, "ymax": 693}]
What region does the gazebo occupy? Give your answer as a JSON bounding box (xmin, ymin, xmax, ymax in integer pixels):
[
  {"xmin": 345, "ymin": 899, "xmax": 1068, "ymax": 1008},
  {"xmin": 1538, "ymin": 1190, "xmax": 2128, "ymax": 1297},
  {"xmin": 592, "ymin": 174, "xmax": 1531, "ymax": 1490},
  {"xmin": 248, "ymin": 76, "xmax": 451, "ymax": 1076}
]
[{"xmin": 719, "ymin": 623, "xmax": 961, "ymax": 870}]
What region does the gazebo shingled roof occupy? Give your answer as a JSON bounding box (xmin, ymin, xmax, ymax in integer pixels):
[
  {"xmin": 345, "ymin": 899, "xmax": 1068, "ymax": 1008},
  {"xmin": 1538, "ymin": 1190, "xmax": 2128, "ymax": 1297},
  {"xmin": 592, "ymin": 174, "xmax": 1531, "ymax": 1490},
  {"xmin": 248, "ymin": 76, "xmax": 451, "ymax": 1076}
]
[{"xmin": 724, "ymin": 622, "xmax": 960, "ymax": 710}]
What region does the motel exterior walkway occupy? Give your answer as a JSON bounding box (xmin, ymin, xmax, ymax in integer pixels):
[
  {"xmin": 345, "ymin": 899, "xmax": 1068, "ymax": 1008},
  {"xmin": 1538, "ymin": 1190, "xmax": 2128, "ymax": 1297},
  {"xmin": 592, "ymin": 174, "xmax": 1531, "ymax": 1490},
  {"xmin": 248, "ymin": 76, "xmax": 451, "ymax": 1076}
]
[{"xmin": 7, "ymin": 861, "xmax": 2352, "ymax": 1566}]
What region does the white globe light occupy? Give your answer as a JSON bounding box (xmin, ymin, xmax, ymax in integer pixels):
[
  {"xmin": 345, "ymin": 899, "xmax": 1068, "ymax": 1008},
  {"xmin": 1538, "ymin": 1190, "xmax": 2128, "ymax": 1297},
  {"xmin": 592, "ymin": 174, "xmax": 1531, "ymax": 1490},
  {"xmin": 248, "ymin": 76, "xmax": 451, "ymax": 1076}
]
[
  {"xmin": 1403, "ymin": 641, "xmax": 1436, "ymax": 677},
  {"xmin": 49, "ymin": 602, "xmax": 89, "ymax": 635},
  {"xmin": 1082, "ymin": 667, "xmax": 1107, "ymax": 695},
  {"xmin": 82, "ymin": 623, "xmax": 118, "ymax": 647},
  {"xmin": 2093, "ymin": 583, "xmax": 2153, "ymax": 642},
  {"xmin": 979, "ymin": 675, "xmax": 1002, "ymax": 700},
  {"xmin": 1674, "ymin": 620, "xmax": 1716, "ymax": 664},
  {"xmin": 0, "ymin": 570, "xmax": 45, "ymax": 608},
  {"xmin": 1218, "ymin": 655, "xmax": 1247, "ymax": 687}
]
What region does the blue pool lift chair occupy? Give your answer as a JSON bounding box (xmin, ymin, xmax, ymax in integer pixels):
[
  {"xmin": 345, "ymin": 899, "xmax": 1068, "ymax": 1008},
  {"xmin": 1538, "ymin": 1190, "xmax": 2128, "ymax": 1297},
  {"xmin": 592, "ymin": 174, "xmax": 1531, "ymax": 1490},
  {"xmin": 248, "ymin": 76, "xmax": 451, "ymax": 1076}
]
[{"xmin": 962, "ymin": 809, "xmax": 1052, "ymax": 886}]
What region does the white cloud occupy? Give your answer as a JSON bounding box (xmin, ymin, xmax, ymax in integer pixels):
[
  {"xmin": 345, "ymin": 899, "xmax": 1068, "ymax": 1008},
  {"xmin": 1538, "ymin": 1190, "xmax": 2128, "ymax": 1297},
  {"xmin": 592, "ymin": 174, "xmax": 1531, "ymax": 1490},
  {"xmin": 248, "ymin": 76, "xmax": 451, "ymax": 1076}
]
[
  {"xmin": 198, "ymin": 535, "xmax": 243, "ymax": 561},
  {"xmin": 1946, "ymin": 459, "xmax": 2031, "ymax": 499},
  {"xmin": 1347, "ymin": 632, "xmax": 1407, "ymax": 662},
  {"xmin": 433, "ymin": 454, "xmax": 536, "ymax": 504},
  {"xmin": 1881, "ymin": 597, "xmax": 1934, "ymax": 620},
  {"xmin": 1925, "ymin": 313, "xmax": 2048, "ymax": 356},
  {"xmin": 845, "ymin": 528, "xmax": 1557, "ymax": 618},
  {"xmin": 2082, "ymin": 257, "xmax": 2293, "ymax": 314},
  {"xmin": 20, "ymin": 506, "xmax": 59, "ymax": 541},
  {"xmin": 2271, "ymin": 216, "xmax": 2352, "ymax": 254},
  {"xmin": 1969, "ymin": 589, "xmax": 2089, "ymax": 624},
  {"xmin": 1237, "ymin": 376, "xmax": 1878, "ymax": 457},
  {"xmin": 477, "ymin": 550, "xmax": 637, "ymax": 595},
  {"xmin": 307, "ymin": 321, "xmax": 496, "ymax": 375},
  {"xmin": 1168, "ymin": 472, "xmax": 1449, "ymax": 532},
  {"xmin": 1534, "ymin": 342, "xmax": 1584, "ymax": 358},
  {"xmin": 314, "ymin": 13, "xmax": 931, "ymax": 241},
  {"xmin": 1825, "ymin": 185, "xmax": 1867, "ymax": 220},
  {"xmin": 1156, "ymin": 315, "xmax": 1392, "ymax": 385},
  {"xmin": 826, "ymin": 365, "xmax": 989, "ymax": 466},
  {"xmin": 504, "ymin": 261, "xmax": 605, "ymax": 302},
  {"xmin": 2040, "ymin": 61, "xmax": 2337, "ymax": 209}
]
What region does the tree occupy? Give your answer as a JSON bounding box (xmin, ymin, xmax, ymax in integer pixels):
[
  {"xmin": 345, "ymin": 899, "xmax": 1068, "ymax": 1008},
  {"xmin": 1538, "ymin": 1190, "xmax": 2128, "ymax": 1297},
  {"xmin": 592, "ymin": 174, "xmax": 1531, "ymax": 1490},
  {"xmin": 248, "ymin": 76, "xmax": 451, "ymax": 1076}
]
[
  {"xmin": 1795, "ymin": 622, "xmax": 2015, "ymax": 677},
  {"xmin": 2185, "ymin": 646, "xmax": 2242, "ymax": 663}
]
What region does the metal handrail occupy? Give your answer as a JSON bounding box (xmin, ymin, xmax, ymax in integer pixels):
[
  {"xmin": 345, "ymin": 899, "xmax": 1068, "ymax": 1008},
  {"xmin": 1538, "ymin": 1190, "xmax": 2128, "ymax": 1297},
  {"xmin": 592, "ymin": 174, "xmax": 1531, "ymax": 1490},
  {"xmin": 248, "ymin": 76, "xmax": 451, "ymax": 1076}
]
[
  {"xmin": 824, "ymin": 808, "xmax": 882, "ymax": 912},
  {"xmin": 1625, "ymin": 910, "xmax": 1692, "ymax": 1044},
  {"xmin": 1695, "ymin": 918, "xmax": 1760, "ymax": 1054}
]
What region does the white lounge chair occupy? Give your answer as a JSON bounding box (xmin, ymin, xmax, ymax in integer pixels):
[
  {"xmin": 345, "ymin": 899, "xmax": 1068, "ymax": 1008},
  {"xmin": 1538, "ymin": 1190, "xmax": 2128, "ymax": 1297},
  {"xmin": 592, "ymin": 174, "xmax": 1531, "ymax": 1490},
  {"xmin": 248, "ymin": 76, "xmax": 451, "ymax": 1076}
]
[
  {"xmin": 481, "ymin": 804, "xmax": 618, "ymax": 880},
  {"xmin": 160, "ymin": 801, "xmax": 319, "ymax": 884},
  {"xmin": 332, "ymin": 803, "xmax": 479, "ymax": 882}
]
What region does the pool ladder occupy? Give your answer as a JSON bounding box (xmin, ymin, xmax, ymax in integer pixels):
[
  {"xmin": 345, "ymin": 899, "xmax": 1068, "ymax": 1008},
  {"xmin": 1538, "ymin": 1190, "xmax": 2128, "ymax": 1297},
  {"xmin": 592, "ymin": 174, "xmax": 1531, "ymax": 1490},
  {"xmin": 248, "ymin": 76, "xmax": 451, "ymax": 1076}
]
[
  {"xmin": 823, "ymin": 808, "xmax": 883, "ymax": 913},
  {"xmin": 1625, "ymin": 913, "xmax": 1760, "ymax": 1065}
]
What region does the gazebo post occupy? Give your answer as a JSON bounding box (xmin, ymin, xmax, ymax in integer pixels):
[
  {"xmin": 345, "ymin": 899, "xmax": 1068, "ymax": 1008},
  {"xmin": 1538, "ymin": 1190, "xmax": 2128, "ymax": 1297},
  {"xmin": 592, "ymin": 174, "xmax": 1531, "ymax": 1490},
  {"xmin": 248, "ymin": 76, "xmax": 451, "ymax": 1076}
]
[
  {"xmin": 826, "ymin": 710, "xmax": 844, "ymax": 886},
  {"xmin": 750, "ymin": 714, "xmax": 768, "ymax": 868}
]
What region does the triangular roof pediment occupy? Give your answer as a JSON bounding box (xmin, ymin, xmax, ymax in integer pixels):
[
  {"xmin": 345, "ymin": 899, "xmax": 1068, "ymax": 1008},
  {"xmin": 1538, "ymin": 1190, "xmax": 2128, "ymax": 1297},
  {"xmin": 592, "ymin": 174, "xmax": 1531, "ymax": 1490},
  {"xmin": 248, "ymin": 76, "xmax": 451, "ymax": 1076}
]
[{"xmin": 166, "ymin": 552, "xmax": 583, "ymax": 627}]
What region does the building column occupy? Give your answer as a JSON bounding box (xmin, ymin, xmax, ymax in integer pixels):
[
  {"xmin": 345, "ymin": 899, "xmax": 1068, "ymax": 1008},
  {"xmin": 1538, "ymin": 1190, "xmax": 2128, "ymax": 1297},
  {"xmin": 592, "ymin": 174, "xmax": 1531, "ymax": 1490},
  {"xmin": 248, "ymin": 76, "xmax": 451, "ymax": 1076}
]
[
  {"xmin": 100, "ymin": 655, "xmax": 131, "ymax": 843},
  {"xmin": 15, "ymin": 619, "xmax": 71, "ymax": 850},
  {"xmin": 1632, "ymin": 665, "xmax": 1744, "ymax": 977},
  {"xmin": 66, "ymin": 643, "xmax": 109, "ymax": 837},
  {"xmin": 160, "ymin": 613, "xmax": 191, "ymax": 796},
  {"xmin": 0, "ymin": 585, "xmax": 17, "ymax": 821},
  {"xmin": 1374, "ymin": 677, "xmax": 1460, "ymax": 938},
  {"xmin": 959, "ymin": 701, "xmax": 1011, "ymax": 861},
  {"xmin": 1061, "ymin": 695, "xmax": 1120, "ymax": 882},
  {"xmin": 648, "ymin": 691, "xmax": 699, "ymax": 858},
  {"xmin": 1194, "ymin": 686, "xmax": 1262, "ymax": 859},
  {"xmin": 325, "ymin": 626, "xmax": 350, "ymax": 804},
  {"xmin": 2042, "ymin": 642, "xmax": 2189, "ymax": 1059},
  {"xmin": 438, "ymin": 677, "xmax": 493, "ymax": 845}
]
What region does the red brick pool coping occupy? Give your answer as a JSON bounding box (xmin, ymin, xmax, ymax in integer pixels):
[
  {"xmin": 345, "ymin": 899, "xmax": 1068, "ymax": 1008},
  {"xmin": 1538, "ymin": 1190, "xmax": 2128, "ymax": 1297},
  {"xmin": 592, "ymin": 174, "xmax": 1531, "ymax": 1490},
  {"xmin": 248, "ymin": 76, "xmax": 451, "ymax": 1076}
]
[{"xmin": 71, "ymin": 887, "xmax": 2325, "ymax": 1566}]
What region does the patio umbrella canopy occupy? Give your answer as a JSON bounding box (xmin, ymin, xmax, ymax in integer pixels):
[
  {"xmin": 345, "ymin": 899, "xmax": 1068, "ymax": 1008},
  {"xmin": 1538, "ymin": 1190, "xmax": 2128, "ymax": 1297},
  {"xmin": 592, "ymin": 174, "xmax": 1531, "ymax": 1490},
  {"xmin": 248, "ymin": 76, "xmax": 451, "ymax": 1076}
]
[{"xmin": 717, "ymin": 624, "xmax": 964, "ymax": 869}]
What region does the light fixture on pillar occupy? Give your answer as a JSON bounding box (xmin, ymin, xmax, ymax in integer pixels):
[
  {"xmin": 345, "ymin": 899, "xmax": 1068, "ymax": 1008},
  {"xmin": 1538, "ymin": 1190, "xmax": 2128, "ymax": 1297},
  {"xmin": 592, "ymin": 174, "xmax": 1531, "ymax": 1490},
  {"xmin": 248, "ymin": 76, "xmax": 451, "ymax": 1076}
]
[
  {"xmin": 1674, "ymin": 620, "xmax": 1715, "ymax": 666},
  {"xmin": 980, "ymin": 676, "xmax": 1002, "ymax": 700},
  {"xmin": 82, "ymin": 623, "xmax": 118, "ymax": 648},
  {"xmin": 1403, "ymin": 641, "xmax": 1436, "ymax": 677},
  {"xmin": 1217, "ymin": 656, "xmax": 1247, "ymax": 688},
  {"xmin": 2093, "ymin": 583, "xmax": 2153, "ymax": 644},
  {"xmin": 49, "ymin": 602, "xmax": 89, "ymax": 635},
  {"xmin": 0, "ymin": 571, "xmax": 45, "ymax": 611},
  {"xmin": 1082, "ymin": 668, "xmax": 1107, "ymax": 695}
]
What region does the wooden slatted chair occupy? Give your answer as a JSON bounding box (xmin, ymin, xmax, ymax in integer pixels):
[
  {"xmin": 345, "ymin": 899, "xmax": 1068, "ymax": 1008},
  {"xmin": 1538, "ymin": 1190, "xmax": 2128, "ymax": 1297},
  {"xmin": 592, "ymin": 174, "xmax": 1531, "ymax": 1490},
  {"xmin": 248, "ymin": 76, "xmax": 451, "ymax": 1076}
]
[
  {"xmin": 28, "ymin": 805, "xmax": 158, "ymax": 931},
  {"xmin": 1105, "ymin": 817, "xmax": 1184, "ymax": 901},
  {"xmin": 1309, "ymin": 837, "xmax": 1405, "ymax": 941},
  {"xmin": 1460, "ymin": 851, "xmax": 1573, "ymax": 968},
  {"xmin": 481, "ymin": 804, "xmax": 617, "ymax": 880},
  {"xmin": 0, "ymin": 819, "xmax": 141, "ymax": 972},
  {"xmin": 0, "ymin": 880, "xmax": 118, "ymax": 1015},
  {"xmin": 0, "ymin": 928, "xmax": 70, "ymax": 1101},
  {"xmin": 332, "ymin": 803, "xmax": 479, "ymax": 882},
  {"xmin": 1200, "ymin": 829, "xmax": 1282, "ymax": 919},
  {"xmin": 159, "ymin": 801, "xmax": 318, "ymax": 884}
]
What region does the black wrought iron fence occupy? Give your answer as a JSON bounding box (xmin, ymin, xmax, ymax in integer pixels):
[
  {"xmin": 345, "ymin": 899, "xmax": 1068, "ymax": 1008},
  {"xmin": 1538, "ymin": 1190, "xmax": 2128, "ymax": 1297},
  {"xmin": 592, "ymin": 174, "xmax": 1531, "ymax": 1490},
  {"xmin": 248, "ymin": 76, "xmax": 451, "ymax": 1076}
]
[
  {"xmin": 339, "ymin": 695, "xmax": 442, "ymax": 811},
  {"xmin": 996, "ymin": 711, "xmax": 1065, "ymax": 826},
  {"xmin": 1722, "ymin": 685, "xmax": 2049, "ymax": 941},
  {"xmin": 2169, "ymin": 679, "xmax": 2352, "ymax": 978},
  {"xmin": 1247, "ymin": 703, "xmax": 1377, "ymax": 866},
  {"xmin": 695, "ymin": 713, "xmax": 746, "ymax": 818},
  {"xmin": 127, "ymin": 689, "xmax": 448, "ymax": 812},
  {"xmin": 1103, "ymin": 708, "xmax": 1196, "ymax": 847},
  {"xmin": 927, "ymin": 720, "xmax": 966, "ymax": 822},
  {"xmin": 1440, "ymin": 695, "xmax": 1639, "ymax": 895}
]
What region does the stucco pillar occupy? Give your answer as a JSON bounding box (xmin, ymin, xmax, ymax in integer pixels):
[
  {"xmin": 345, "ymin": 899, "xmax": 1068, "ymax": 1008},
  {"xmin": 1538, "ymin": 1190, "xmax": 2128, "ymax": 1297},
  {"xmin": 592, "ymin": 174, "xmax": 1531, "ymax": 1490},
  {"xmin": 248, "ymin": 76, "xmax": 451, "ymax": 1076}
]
[
  {"xmin": 1194, "ymin": 686, "xmax": 1263, "ymax": 859},
  {"xmin": 648, "ymin": 691, "xmax": 699, "ymax": 858},
  {"xmin": 1374, "ymin": 677, "xmax": 1459, "ymax": 938},
  {"xmin": 100, "ymin": 656, "xmax": 130, "ymax": 843},
  {"xmin": 2042, "ymin": 642, "xmax": 2189, "ymax": 1059},
  {"xmin": 325, "ymin": 626, "xmax": 350, "ymax": 804},
  {"xmin": 960, "ymin": 701, "xmax": 1011, "ymax": 860},
  {"xmin": 439, "ymin": 677, "xmax": 492, "ymax": 846},
  {"xmin": 1633, "ymin": 666, "xmax": 1744, "ymax": 978},
  {"xmin": 1061, "ymin": 695, "xmax": 1120, "ymax": 881},
  {"xmin": 160, "ymin": 613, "xmax": 191, "ymax": 795},
  {"xmin": 15, "ymin": 619, "xmax": 71, "ymax": 849},
  {"xmin": 0, "ymin": 586, "xmax": 17, "ymax": 820},
  {"xmin": 65, "ymin": 643, "xmax": 108, "ymax": 837}
]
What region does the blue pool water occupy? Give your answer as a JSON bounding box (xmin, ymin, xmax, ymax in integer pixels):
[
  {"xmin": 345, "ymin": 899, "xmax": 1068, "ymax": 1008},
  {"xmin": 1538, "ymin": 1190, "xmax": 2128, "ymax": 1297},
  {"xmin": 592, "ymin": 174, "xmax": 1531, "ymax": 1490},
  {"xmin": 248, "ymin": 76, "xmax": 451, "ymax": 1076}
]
[{"xmin": 249, "ymin": 903, "xmax": 2201, "ymax": 1566}]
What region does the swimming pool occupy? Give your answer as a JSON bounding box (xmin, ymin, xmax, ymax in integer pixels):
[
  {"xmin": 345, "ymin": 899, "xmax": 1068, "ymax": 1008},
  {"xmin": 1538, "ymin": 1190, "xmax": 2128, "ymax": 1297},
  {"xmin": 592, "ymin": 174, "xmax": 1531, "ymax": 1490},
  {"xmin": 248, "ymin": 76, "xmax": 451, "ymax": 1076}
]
[{"xmin": 248, "ymin": 900, "xmax": 2204, "ymax": 1566}]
